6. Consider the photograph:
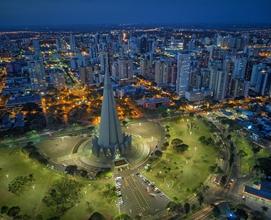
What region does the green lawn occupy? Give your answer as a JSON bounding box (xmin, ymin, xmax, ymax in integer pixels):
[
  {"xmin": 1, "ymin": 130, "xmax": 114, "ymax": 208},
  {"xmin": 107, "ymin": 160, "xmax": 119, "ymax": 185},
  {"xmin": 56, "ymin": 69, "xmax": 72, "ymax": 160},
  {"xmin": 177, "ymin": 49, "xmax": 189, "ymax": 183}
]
[
  {"xmin": 0, "ymin": 147, "xmax": 117, "ymax": 220},
  {"xmin": 231, "ymin": 132, "xmax": 270, "ymax": 176},
  {"xmin": 143, "ymin": 116, "xmax": 218, "ymax": 201}
]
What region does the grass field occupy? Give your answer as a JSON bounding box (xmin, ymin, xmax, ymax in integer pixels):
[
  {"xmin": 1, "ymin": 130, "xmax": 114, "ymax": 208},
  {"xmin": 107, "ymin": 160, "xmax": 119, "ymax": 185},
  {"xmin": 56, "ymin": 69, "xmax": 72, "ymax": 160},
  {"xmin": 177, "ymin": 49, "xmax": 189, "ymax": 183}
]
[
  {"xmin": 231, "ymin": 132, "xmax": 270, "ymax": 176},
  {"xmin": 143, "ymin": 116, "xmax": 219, "ymax": 201},
  {"xmin": 0, "ymin": 146, "xmax": 117, "ymax": 220}
]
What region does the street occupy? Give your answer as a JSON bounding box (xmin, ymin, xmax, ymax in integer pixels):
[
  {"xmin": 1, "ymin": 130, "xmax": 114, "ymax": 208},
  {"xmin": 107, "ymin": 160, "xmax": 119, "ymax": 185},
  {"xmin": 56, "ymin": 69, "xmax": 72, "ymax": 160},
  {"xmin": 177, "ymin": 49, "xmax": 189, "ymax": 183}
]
[{"xmin": 116, "ymin": 172, "xmax": 169, "ymax": 218}]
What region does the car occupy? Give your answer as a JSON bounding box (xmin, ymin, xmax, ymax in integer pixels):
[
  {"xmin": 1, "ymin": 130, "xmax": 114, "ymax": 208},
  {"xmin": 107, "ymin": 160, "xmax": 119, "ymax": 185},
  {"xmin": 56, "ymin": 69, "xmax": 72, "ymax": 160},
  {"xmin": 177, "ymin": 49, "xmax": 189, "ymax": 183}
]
[
  {"xmin": 118, "ymin": 198, "xmax": 123, "ymax": 204},
  {"xmin": 154, "ymin": 187, "xmax": 161, "ymax": 193},
  {"xmin": 145, "ymin": 180, "xmax": 150, "ymax": 184},
  {"xmin": 115, "ymin": 176, "xmax": 122, "ymax": 181},
  {"xmin": 116, "ymin": 179, "xmax": 122, "ymax": 184},
  {"xmin": 149, "ymin": 193, "xmax": 156, "ymax": 197}
]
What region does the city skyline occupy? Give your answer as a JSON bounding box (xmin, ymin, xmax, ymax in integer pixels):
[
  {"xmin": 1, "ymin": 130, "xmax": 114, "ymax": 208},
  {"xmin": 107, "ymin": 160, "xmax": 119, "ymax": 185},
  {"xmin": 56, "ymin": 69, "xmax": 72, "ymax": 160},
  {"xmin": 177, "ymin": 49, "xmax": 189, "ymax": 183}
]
[
  {"xmin": 1, "ymin": 0, "xmax": 271, "ymax": 28},
  {"xmin": 1, "ymin": 1, "xmax": 271, "ymax": 219}
]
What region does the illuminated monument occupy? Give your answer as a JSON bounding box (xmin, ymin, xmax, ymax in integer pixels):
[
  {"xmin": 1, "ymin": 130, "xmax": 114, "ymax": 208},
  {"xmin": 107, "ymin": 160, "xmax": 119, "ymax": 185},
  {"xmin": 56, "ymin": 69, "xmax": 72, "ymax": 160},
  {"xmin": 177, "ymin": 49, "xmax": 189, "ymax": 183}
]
[{"xmin": 92, "ymin": 57, "xmax": 131, "ymax": 158}]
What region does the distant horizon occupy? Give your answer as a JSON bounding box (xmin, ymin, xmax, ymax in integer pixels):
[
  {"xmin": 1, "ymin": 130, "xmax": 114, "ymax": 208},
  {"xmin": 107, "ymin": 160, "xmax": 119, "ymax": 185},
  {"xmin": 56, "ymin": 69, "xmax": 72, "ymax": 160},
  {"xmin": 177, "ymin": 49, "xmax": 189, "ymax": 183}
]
[{"xmin": 0, "ymin": 22, "xmax": 271, "ymax": 32}]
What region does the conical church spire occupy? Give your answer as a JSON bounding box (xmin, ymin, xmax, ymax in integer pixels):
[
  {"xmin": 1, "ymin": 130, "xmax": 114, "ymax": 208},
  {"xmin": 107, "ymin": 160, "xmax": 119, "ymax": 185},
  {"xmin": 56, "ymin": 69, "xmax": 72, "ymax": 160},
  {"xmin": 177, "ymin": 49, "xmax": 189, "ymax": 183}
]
[
  {"xmin": 92, "ymin": 53, "xmax": 131, "ymax": 158},
  {"xmin": 98, "ymin": 59, "xmax": 124, "ymax": 149}
]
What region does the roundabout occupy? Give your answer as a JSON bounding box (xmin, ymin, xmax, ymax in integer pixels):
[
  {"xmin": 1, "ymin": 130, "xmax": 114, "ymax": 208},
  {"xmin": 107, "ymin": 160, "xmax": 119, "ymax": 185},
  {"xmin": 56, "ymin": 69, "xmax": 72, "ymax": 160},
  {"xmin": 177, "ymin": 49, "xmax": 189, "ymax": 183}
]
[{"xmin": 37, "ymin": 120, "xmax": 162, "ymax": 171}]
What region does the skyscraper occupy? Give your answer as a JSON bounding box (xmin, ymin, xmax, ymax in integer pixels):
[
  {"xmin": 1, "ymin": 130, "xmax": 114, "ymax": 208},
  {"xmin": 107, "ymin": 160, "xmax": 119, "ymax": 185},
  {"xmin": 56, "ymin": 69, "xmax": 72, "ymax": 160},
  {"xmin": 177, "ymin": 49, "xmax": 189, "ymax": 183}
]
[
  {"xmin": 233, "ymin": 57, "xmax": 247, "ymax": 79},
  {"xmin": 99, "ymin": 52, "xmax": 109, "ymax": 74},
  {"xmin": 250, "ymin": 63, "xmax": 271, "ymax": 96},
  {"xmin": 154, "ymin": 59, "xmax": 171, "ymax": 86},
  {"xmin": 176, "ymin": 53, "xmax": 191, "ymax": 97},
  {"xmin": 32, "ymin": 39, "xmax": 41, "ymax": 57},
  {"xmin": 69, "ymin": 34, "xmax": 76, "ymax": 52},
  {"xmin": 117, "ymin": 57, "xmax": 133, "ymax": 80}
]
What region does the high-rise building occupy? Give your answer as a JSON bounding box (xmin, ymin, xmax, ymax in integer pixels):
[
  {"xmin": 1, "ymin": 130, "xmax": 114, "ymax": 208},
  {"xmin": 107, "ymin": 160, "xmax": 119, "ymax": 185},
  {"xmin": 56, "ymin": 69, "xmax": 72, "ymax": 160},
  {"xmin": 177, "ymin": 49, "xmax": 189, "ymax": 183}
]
[
  {"xmin": 139, "ymin": 35, "xmax": 149, "ymax": 54},
  {"xmin": 28, "ymin": 60, "xmax": 46, "ymax": 91},
  {"xmin": 139, "ymin": 55, "xmax": 154, "ymax": 80},
  {"xmin": 176, "ymin": 53, "xmax": 191, "ymax": 97},
  {"xmin": 99, "ymin": 52, "xmax": 109, "ymax": 74},
  {"xmin": 250, "ymin": 63, "xmax": 271, "ymax": 96},
  {"xmin": 154, "ymin": 60, "xmax": 163, "ymax": 85},
  {"xmin": 56, "ymin": 38, "xmax": 62, "ymax": 52},
  {"xmin": 112, "ymin": 57, "xmax": 133, "ymax": 80},
  {"xmin": 32, "ymin": 39, "xmax": 41, "ymax": 57},
  {"xmin": 229, "ymin": 79, "xmax": 249, "ymax": 98},
  {"xmin": 89, "ymin": 44, "xmax": 98, "ymax": 62},
  {"xmin": 213, "ymin": 70, "xmax": 228, "ymax": 101},
  {"xmin": 79, "ymin": 66, "xmax": 95, "ymax": 85},
  {"xmin": 233, "ymin": 57, "xmax": 247, "ymax": 79},
  {"xmin": 69, "ymin": 34, "xmax": 76, "ymax": 52}
]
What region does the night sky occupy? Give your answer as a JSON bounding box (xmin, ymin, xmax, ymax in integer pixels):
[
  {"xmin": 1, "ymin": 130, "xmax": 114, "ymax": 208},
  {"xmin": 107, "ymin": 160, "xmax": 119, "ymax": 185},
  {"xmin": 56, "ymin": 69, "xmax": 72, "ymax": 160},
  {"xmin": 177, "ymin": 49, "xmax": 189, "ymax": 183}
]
[{"xmin": 1, "ymin": 0, "xmax": 271, "ymax": 27}]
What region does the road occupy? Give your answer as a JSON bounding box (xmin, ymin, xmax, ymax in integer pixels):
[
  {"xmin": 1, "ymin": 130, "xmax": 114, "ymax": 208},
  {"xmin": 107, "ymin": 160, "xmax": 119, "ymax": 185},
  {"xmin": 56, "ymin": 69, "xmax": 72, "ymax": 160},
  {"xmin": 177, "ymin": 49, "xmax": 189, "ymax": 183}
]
[
  {"xmin": 189, "ymin": 206, "xmax": 213, "ymax": 220},
  {"xmin": 116, "ymin": 172, "xmax": 169, "ymax": 218}
]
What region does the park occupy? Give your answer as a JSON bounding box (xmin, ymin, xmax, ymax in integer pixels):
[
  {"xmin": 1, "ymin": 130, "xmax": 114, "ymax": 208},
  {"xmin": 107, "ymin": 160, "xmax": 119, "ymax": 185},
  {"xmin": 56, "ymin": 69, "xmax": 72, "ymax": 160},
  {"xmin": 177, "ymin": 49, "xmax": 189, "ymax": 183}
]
[
  {"xmin": 143, "ymin": 116, "xmax": 220, "ymax": 201},
  {"xmin": 0, "ymin": 114, "xmax": 226, "ymax": 219}
]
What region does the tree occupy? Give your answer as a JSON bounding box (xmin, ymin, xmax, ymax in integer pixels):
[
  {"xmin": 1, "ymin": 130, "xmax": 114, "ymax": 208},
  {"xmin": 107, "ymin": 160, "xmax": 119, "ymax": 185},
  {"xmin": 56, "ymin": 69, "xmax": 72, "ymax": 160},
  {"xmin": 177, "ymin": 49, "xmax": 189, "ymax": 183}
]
[
  {"xmin": 122, "ymin": 121, "xmax": 128, "ymax": 127},
  {"xmin": 1, "ymin": 206, "xmax": 8, "ymax": 214},
  {"xmin": 7, "ymin": 206, "xmax": 21, "ymax": 217},
  {"xmin": 163, "ymin": 142, "xmax": 169, "ymax": 147},
  {"xmin": 235, "ymin": 208, "xmax": 248, "ymax": 220},
  {"xmin": 184, "ymin": 203, "xmax": 190, "ymax": 214},
  {"xmin": 166, "ymin": 201, "xmax": 178, "ymax": 211},
  {"xmin": 165, "ymin": 133, "xmax": 170, "ymax": 139},
  {"xmin": 166, "ymin": 201, "xmax": 183, "ymax": 213},
  {"xmin": 251, "ymin": 210, "xmax": 265, "ymax": 220},
  {"xmin": 174, "ymin": 144, "xmax": 189, "ymax": 153},
  {"xmin": 254, "ymin": 157, "xmax": 271, "ymax": 176},
  {"xmin": 196, "ymin": 192, "xmax": 204, "ymax": 206},
  {"xmin": 238, "ymin": 149, "xmax": 248, "ymax": 158},
  {"xmin": 103, "ymin": 184, "xmax": 116, "ymax": 199},
  {"xmin": 79, "ymin": 169, "xmax": 88, "ymax": 178},
  {"xmin": 8, "ymin": 174, "xmax": 34, "ymax": 195},
  {"xmin": 65, "ymin": 165, "xmax": 78, "ymax": 175},
  {"xmin": 43, "ymin": 178, "xmax": 82, "ymax": 216},
  {"xmin": 198, "ymin": 136, "xmax": 206, "ymax": 144},
  {"xmin": 252, "ymin": 145, "xmax": 261, "ymax": 154},
  {"xmin": 89, "ymin": 212, "xmax": 106, "ymax": 220},
  {"xmin": 154, "ymin": 150, "xmax": 163, "ymax": 157},
  {"xmin": 171, "ymin": 138, "xmax": 183, "ymax": 147},
  {"xmin": 23, "ymin": 142, "xmax": 36, "ymax": 153},
  {"xmin": 209, "ymin": 164, "xmax": 217, "ymax": 173},
  {"xmin": 198, "ymin": 136, "xmax": 214, "ymax": 145},
  {"xmin": 261, "ymin": 206, "xmax": 268, "ymax": 212}
]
